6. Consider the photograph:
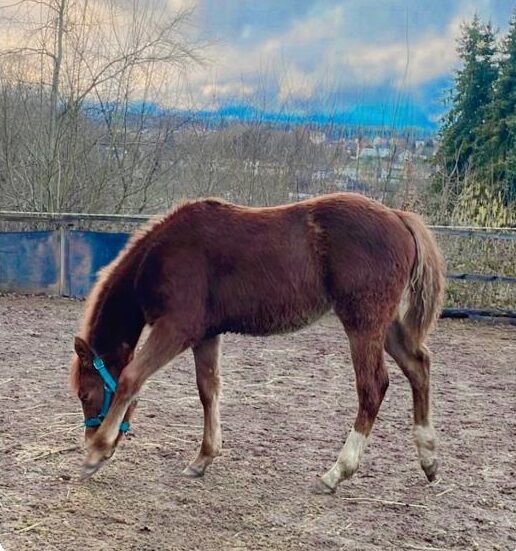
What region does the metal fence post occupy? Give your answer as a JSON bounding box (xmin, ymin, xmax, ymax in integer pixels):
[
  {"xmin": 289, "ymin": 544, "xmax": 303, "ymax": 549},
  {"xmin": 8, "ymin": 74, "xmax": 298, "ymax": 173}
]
[{"xmin": 59, "ymin": 225, "xmax": 70, "ymax": 297}]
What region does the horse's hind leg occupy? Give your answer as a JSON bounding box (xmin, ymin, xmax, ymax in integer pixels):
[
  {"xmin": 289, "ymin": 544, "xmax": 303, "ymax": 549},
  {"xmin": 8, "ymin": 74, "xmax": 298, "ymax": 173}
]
[
  {"xmin": 183, "ymin": 335, "xmax": 222, "ymax": 477},
  {"xmin": 385, "ymin": 319, "xmax": 437, "ymax": 481},
  {"xmin": 318, "ymin": 329, "xmax": 389, "ymax": 493}
]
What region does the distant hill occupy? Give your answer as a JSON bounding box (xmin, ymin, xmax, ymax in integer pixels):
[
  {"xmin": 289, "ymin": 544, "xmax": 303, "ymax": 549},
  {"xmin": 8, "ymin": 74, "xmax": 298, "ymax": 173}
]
[{"xmin": 83, "ymin": 100, "xmax": 438, "ymax": 134}]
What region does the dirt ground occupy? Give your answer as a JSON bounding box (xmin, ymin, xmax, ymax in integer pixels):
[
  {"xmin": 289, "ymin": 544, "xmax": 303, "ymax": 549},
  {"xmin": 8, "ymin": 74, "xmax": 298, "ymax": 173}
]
[{"xmin": 0, "ymin": 294, "xmax": 515, "ymax": 551}]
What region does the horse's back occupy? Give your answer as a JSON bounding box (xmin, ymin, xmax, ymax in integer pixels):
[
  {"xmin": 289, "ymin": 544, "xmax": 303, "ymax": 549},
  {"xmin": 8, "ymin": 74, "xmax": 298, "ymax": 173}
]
[{"xmin": 137, "ymin": 194, "xmax": 415, "ymax": 337}]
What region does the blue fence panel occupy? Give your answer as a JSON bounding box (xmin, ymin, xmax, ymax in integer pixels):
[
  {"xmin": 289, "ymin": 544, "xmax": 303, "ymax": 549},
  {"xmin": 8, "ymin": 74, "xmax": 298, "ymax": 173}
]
[
  {"xmin": 0, "ymin": 231, "xmax": 60, "ymax": 294},
  {"xmin": 67, "ymin": 231, "xmax": 129, "ymax": 298}
]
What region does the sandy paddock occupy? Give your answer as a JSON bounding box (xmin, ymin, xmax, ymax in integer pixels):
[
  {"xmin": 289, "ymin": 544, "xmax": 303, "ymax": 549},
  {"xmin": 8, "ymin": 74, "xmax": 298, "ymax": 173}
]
[{"xmin": 0, "ymin": 295, "xmax": 514, "ymax": 550}]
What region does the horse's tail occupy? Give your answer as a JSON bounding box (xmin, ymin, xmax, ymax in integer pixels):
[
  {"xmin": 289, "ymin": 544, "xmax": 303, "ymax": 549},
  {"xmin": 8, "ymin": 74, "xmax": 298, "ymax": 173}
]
[{"xmin": 396, "ymin": 211, "xmax": 445, "ymax": 346}]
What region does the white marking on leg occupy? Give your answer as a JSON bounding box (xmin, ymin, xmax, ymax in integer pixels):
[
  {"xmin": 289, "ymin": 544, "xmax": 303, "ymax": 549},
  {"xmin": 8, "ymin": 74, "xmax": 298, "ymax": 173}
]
[
  {"xmin": 212, "ymin": 390, "xmax": 222, "ymax": 448},
  {"xmin": 414, "ymin": 424, "xmax": 436, "ymax": 468},
  {"xmin": 86, "ymin": 397, "xmax": 133, "ymax": 462},
  {"xmin": 103, "ymin": 415, "xmax": 126, "ymax": 446},
  {"xmin": 321, "ymin": 428, "xmax": 368, "ymax": 490}
]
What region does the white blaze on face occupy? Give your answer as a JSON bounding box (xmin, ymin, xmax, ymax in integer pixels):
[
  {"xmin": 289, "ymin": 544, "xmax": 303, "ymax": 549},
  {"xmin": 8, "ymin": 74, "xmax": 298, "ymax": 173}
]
[
  {"xmin": 321, "ymin": 428, "xmax": 368, "ymax": 489},
  {"xmin": 413, "ymin": 424, "xmax": 436, "ymax": 468}
]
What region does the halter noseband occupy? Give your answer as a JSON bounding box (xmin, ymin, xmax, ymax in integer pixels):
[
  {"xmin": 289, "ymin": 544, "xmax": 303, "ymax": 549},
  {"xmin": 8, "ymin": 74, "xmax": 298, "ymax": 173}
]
[{"xmin": 83, "ymin": 356, "xmax": 130, "ymax": 433}]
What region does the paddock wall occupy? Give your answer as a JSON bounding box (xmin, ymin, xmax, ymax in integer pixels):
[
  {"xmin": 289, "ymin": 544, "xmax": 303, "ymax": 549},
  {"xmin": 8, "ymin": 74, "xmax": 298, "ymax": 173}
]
[
  {"xmin": 0, "ymin": 231, "xmax": 61, "ymax": 296},
  {"xmin": 0, "ymin": 229, "xmax": 129, "ymax": 298}
]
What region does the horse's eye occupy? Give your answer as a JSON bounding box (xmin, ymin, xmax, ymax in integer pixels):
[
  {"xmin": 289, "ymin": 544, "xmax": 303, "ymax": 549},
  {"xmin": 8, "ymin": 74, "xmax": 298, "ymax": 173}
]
[{"xmin": 78, "ymin": 391, "xmax": 91, "ymax": 403}]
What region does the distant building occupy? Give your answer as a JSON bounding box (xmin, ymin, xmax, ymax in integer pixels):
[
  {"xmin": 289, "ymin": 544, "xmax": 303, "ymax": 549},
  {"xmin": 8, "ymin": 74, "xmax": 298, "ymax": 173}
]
[
  {"xmin": 335, "ymin": 178, "xmax": 369, "ymax": 193},
  {"xmin": 309, "ymin": 131, "xmax": 326, "ymax": 145},
  {"xmin": 373, "ymin": 136, "xmax": 389, "ymax": 148},
  {"xmin": 397, "ymin": 150, "xmax": 413, "ymax": 163},
  {"xmin": 359, "ymin": 147, "xmax": 391, "ymax": 159}
]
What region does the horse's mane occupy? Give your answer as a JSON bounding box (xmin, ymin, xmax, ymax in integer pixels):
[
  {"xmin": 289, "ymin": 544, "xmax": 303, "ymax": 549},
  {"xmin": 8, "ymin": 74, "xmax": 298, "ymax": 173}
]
[
  {"xmin": 69, "ymin": 214, "xmax": 163, "ymax": 392},
  {"xmin": 70, "ymin": 199, "xmax": 209, "ymax": 392},
  {"xmin": 79, "ymin": 214, "xmax": 162, "ymax": 339}
]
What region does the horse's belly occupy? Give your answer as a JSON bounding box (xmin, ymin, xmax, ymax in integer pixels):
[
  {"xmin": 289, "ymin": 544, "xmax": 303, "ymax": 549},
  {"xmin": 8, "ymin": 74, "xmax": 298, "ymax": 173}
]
[
  {"xmin": 208, "ymin": 248, "xmax": 329, "ymax": 336},
  {"xmin": 213, "ymin": 296, "xmax": 331, "ymax": 337}
]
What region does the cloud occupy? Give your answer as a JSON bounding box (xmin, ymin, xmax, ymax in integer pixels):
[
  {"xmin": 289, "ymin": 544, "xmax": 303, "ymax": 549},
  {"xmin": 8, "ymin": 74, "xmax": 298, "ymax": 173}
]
[
  {"xmin": 277, "ymin": 66, "xmax": 317, "ymax": 102},
  {"xmin": 407, "ymin": 18, "xmax": 462, "ymax": 84},
  {"xmin": 347, "ymin": 16, "xmax": 462, "ymax": 87},
  {"xmin": 201, "ymin": 81, "xmax": 255, "ymax": 99},
  {"xmin": 184, "ymin": 2, "xmax": 466, "ymax": 111},
  {"xmin": 167, "ymin": 0, "xmax": 196, "ymax": 13}
]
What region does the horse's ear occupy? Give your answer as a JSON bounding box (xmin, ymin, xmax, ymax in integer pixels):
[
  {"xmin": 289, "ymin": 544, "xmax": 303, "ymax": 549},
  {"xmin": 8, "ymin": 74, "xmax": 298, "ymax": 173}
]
[{"xmin": 74, "ymin": 336, "xmax": 94, "ymax": 365}]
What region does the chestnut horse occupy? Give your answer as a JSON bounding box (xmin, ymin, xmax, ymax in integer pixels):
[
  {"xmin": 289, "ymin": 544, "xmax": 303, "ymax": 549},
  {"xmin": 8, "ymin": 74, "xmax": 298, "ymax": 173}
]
[{"xmin": 71, "ymin": 193, "xmax": 444, "ymax": 493}]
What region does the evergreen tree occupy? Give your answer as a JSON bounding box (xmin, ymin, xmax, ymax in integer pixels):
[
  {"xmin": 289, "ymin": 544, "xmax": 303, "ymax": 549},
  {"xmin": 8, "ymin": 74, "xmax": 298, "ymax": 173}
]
[
  {"xmin": 477, "ymin": 10, "xmax": 516, "ymax": 203},
  {"xmin": 438, "ymin": 15, "xmax": 498, "ymax": 182}
]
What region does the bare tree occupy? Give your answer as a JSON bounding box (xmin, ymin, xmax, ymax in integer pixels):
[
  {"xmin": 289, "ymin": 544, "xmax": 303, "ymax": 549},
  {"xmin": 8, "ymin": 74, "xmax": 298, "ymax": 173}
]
[{"xmin": 0, "ymin": 0, "xmax": 199, "ymax": 212}]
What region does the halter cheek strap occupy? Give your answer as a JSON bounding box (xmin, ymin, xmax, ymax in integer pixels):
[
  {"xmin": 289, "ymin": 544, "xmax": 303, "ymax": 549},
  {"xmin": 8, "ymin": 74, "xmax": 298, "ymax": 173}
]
[{"xmin": 83, "ymin": 356, "xmax": 130, "ymax": 433}]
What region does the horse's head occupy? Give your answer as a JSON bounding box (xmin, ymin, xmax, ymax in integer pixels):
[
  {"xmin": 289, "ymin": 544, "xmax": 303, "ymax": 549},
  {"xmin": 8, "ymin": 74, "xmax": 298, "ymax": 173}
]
[{"xmin": 72, "ymin": 336, "xmax": 134, "ymax": 444}]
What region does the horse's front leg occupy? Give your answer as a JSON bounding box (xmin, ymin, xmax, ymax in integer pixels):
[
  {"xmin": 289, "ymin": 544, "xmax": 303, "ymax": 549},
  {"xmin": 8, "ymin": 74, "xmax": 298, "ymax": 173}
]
[
  {"xmin": 183, "ymin": 335, "xmax": 222, "ymax": 477},
  {"xmin": 81, "ymin": 319, "xmax": 185, "ymax": 479}
]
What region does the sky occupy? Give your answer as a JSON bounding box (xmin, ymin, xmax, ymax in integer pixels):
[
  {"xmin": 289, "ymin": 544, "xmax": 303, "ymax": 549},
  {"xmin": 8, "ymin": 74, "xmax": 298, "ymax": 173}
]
[
  {"xmin": 176, "ymin": 0, "xmax": 514, "ymax": 129},
  {"xmin": 0, "ymin": 0, "xmax": 513, "ymax": 129}
]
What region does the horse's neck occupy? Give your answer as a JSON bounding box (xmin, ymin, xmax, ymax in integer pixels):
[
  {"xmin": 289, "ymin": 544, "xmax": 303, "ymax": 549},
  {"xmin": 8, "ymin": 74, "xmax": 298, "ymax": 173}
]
[{"xmin": 89, "ymin": 280, "xmax": 145, "ymax": 357}]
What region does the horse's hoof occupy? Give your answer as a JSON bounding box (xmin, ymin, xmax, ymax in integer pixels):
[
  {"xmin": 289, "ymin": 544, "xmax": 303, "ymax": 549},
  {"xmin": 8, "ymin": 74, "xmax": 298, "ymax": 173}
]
[
  {"xmin": 80, "ymin": 461, "xmax": 103, "ymax": 481},
  {"xmin": 312, "ymin": 477, "xmax": 336, "ymax": 495},
  {"xmin": 182, "ymin": 465, "xmax": 205, "ymax": 478},
  {"xmin": 423, "ymin": 459, "xmax": 438, "ymax": 482}
]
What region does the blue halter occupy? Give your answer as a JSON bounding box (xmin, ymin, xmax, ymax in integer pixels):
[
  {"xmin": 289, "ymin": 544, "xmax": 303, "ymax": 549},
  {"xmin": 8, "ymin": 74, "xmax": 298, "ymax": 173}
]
[{"xmin": 84, "ymin": 356, "xmax": 130, "ymax": 433}]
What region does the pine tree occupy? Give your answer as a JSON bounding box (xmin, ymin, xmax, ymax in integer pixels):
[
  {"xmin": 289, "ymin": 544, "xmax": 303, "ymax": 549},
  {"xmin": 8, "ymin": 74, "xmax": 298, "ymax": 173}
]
[
  {"xmin": 477, "ymin": 10, "xmax": 516, "ymax": 203},
  {"xmin": 438, "ymin": 15, "xmax": 498, "ymax": 182}
]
